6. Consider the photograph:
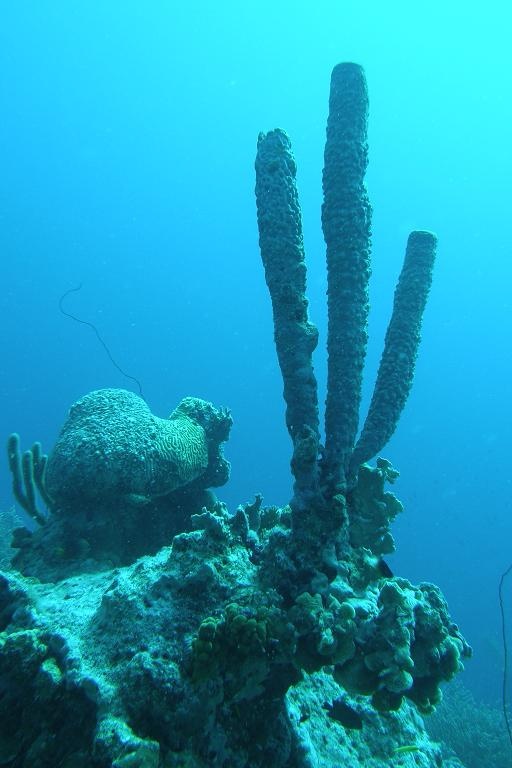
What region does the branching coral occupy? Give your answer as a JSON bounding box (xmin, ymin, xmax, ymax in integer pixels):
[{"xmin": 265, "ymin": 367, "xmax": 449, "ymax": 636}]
[{"xmin": 6, "ymin": 433, "xmax": 52, "ymax": 525}]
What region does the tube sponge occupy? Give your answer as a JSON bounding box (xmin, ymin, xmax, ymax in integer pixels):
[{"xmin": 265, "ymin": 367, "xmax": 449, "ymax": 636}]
[
  {"xmin": 349, "ymin": 231, "xmax": 437, "ymax": 476},
  {"xmin": 255, "ymin": 63, "xmax": 437, "ymax": 513},
  {"xmin": 255, "ymin": 129, "xmax": 321, "ymax": 504},
  {"xmin": 322, "ymin": 63, "xmax": 372, "ymax": 491}
]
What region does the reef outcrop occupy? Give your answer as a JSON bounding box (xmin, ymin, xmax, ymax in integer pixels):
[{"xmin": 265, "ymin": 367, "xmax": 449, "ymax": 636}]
[
  {"xmin": 1, "ymin": 62, "xmax": 469, "ymax": 768},
  {"xmin": 8, "ymin": 390, "xmax": 232, "ymax": 580},
  {"xmin": 0, "ymin": 478, "xmax": 469, "ymax": 767}
]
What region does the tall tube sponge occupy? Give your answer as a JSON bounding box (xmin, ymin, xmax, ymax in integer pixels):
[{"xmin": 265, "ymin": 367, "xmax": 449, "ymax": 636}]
[
  {"xmin": 321, "ymin": 62, "xmax": 372, "ymax": 492},
  {"xmin": 348, "ymin": 230, "xmax": 437, "ymax": 479},
  {"xmin": 255, "ymin": 129, "xmax": 321, "ymax": 510},
  {"xmin": 255, "ymin": 64, "xmax": 436, "ymax": 523}
]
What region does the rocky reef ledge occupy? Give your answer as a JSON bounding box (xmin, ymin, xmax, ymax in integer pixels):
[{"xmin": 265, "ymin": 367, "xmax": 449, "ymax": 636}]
[
  {"xmin": 1, "ymin": 61, "xmax": 470, "ymax": 767},
  {"xmin": 1, "ymin": 402, "xmax": 469, "ymax": 766}
]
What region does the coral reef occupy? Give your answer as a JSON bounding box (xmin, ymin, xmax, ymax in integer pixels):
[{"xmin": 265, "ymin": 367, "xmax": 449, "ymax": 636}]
[
  {"xmin": 347, "ymin": 457, "xmax": 402, "ymax": 555},
  {"xmin": 425, "ymin": 680, "xmax": 511, "ymax": 768},
  {"xmin": 1, "ymin": 62, "xmax": 470, "ymax": 767},
  {"xmin": 0, "ymin": 487, "xmax": 468, "ymax": 767},
  {"xmin": 8, "ymin": 390, "xmax": 232, "ymax": 580},
  {"xmin": 0, "ymin": 506, "xmax": 20, "ymax": 570},
  {"xmin": 46, "ymin": 389, "xmax": 231, "ymax": 506}
]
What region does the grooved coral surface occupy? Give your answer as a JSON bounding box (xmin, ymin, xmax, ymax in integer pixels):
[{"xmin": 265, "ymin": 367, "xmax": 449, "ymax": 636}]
[{"xmin": 45, "ymin": 389, "xmax": 218, "ymax": 505}]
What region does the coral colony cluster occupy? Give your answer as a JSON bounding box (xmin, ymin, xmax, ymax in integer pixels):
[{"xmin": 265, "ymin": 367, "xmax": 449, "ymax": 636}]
[{"xmin": 1, "ymin": 64, "xmax": 470, "ymax": 767}]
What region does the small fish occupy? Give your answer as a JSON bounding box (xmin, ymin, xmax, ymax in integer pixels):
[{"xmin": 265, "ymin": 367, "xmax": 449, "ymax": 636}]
[
  {"xmin": 378, "ymin": 558, "xmax": 393, "ymax": 578},
  {"xmin": 323, "ymin": 697, "xmax": 363, "ymax": 730},
  {"xmin": 394, "ymin": 745, "xmax": 421, "ymax": 755}
]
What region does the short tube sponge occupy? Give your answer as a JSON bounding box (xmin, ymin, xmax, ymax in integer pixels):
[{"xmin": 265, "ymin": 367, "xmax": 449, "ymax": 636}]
[
  {"xmin": 349, "ymin": 230, "xmax": 437, "ymax": 478},
  {"xmin": 321, "ymin": 63, "xmax": 372, "ymax": 492},
  {"xmin": 255, "ymin": 129, "xmax": 321, "ymax": 506}
]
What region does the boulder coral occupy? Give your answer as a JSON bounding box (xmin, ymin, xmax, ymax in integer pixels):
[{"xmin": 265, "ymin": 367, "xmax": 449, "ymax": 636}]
[
  {"xmin": 7, "ymin": 390, "xmax": 232, "ymax": 578},
  {"xmin": 46, "ymin": 388, "xmax": 231, "ymax": 506}
]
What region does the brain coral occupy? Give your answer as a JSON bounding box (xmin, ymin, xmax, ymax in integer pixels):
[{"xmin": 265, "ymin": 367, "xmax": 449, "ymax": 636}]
[{"xmin": 45, "ymin": 388, "xmax": 231, "ymax": 507}]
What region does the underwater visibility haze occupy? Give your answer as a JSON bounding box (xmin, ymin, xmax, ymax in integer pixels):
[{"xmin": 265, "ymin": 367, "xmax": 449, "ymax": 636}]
[{"xmin": 1, "ymin": 2, "xmax": 512, "ymax": 766}]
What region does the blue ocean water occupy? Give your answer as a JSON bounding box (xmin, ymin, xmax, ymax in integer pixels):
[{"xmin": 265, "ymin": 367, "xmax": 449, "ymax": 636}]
[{"xmin": 1, "ymin": 0, "xmax": 510, "ymax": 710}]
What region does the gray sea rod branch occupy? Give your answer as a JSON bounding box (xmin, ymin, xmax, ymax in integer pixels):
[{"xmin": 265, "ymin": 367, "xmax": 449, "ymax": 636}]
[
  {"xmin": 349, "ymin": 230, "xmax": 437, "ymax": 478},
  {"xmin": 255, "ymin": 129, "xmax": 321, "ymax": 507},
  {"xmin": 321, "ymin": 62, "xmax": 372, "ymax": 493}
]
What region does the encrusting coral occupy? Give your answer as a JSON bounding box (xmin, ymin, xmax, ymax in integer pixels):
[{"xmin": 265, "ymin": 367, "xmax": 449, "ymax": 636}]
[{"xmin": 1, "ymin": 62, "xmax": 470, "ymax": 768}]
